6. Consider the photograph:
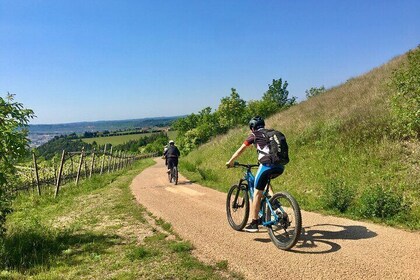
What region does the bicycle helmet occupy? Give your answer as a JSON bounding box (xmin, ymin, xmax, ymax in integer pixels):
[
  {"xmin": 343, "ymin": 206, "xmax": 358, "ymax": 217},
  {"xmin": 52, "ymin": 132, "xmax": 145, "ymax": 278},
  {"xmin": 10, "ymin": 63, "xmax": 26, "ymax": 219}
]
[
  {"xmin": 169, "ymin": 140, "xmax": 175, "ymax": 145},
  {"xmin": 249, "ymin": 116, "xmax": 265, "ymax": 130}
]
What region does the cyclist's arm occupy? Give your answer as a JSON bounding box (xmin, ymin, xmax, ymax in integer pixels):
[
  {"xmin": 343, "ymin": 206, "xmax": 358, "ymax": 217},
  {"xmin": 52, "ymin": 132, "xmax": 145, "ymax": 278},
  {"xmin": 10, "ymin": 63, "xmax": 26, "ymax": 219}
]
[{"xmin": 226, "ymin": 143, "xmax": 248, "ymax": 167}]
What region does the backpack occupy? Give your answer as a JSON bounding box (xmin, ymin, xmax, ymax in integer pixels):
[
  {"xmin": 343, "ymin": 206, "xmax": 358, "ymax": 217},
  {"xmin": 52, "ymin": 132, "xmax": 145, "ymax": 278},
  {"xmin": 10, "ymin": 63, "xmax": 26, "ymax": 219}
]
[{"xmin": 257, "ymin": 129, "xmax": 289, "ymax": 165}]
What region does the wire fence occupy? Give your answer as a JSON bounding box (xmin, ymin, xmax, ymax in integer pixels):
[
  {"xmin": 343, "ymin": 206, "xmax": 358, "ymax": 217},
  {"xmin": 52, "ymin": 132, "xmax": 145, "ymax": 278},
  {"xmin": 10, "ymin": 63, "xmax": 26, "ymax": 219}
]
[{"xmin": 15, "ymin": 144, "xmax": 157, "ymax": 198}]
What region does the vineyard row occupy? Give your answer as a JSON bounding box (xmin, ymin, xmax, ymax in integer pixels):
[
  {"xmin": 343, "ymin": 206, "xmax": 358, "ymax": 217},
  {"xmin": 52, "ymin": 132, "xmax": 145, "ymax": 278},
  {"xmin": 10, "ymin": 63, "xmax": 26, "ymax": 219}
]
[{"xmin": 15, "ymin": 145, "xmax": 157, "ymax": 198}]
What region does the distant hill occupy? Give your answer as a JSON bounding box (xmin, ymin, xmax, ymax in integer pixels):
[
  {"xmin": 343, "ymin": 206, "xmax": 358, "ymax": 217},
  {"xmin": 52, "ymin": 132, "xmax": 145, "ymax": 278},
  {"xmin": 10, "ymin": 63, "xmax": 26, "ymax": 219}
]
[
  {"xmin": 29, "ymin": 116, "xmax": 182, "ymax": 134},
  {"xmin": 28, "ymin": 116, "xmax": 183, "ymax": 147}
]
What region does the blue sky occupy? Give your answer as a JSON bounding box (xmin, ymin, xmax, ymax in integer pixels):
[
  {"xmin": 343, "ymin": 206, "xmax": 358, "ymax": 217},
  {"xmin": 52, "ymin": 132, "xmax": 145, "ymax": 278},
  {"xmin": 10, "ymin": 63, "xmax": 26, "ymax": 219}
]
[{"xmin": 1, "ymin": 1, "xmax": 419, "ymax": 124}]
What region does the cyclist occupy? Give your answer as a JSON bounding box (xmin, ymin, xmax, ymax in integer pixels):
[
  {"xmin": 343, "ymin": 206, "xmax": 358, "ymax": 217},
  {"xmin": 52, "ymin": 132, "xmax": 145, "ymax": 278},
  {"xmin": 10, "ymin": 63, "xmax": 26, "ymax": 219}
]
[
  {"xmin": 164, "ymin": 140, "xmax": 180, "ymax": 174},
  {"xmin": 226, "ymin": 116, "xmax": 285, "ymax": 232}
]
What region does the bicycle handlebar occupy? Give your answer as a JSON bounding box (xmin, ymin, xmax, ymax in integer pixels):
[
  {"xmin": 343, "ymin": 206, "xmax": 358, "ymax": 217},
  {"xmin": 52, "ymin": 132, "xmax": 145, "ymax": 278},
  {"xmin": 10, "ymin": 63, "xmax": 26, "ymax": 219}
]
[{"xmin": 231, "ymin": 162, "xmax": 259, "ymax": 169}]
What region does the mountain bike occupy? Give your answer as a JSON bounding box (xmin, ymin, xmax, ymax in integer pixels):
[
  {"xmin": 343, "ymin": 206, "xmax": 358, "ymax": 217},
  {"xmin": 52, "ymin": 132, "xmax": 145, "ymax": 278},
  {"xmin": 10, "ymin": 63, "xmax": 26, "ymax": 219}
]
[
  {"xmin": 168, "ymin": 165, "xmax": 178, "ymax": 185},
  {"xmin": 226, "ymin": 162, "xmax": 302, "ymax": 250}
]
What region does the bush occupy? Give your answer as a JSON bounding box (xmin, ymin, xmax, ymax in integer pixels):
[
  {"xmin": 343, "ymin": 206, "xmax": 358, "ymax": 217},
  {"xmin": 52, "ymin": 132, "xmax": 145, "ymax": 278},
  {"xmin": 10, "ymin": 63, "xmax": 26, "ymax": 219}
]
[
  {"xmin": 322, "ymin": 179, "xmax": 354, "ymax": 213},
  {"xmin": 0, "ymin": 94, "xmax": 34, "ymax": 237},
  {"xmin": 359, "ymin": 185, "xmax": 408, "ymax": 219}
]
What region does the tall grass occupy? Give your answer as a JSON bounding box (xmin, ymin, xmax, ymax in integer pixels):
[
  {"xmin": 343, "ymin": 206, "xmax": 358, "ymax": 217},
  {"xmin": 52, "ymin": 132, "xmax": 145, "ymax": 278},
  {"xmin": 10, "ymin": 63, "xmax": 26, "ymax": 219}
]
[
  {"xmin": 181, "ymin": 51, "xmax": 420, "ymax": 230},
  {"xmin": 1, "ymin": 159, "xmax": 240, "ymax": 279}
]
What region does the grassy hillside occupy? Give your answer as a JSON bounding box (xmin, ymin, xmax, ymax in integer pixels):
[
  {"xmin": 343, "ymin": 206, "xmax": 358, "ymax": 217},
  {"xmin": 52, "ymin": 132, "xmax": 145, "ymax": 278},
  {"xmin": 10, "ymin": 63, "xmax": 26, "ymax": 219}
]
[
  {"xmin": 1, "ymin": 159, "xmax": 240, "ymax": 279},
  {"xmin": 181, "ymin": 51, "xmax": 419, "ymax": 230}
]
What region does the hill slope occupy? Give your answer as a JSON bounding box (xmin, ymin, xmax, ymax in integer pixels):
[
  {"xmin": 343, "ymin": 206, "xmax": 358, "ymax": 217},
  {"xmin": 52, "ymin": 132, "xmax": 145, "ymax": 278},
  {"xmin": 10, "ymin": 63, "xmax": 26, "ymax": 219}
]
[{"xmin": 181, "ymin": 50, "xmax": 419, "ymax": 229}]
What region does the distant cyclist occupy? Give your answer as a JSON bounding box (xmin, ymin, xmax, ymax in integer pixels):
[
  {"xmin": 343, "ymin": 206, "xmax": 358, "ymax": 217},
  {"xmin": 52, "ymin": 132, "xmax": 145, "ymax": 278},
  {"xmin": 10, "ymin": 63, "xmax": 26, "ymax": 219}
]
[
  {"xmin": 226, "ymin": 116, "xmax": 285, "ymax": 232},
  {"xmin": 164, "ymin": 140, "xmax": 180, "ymax": 174}
]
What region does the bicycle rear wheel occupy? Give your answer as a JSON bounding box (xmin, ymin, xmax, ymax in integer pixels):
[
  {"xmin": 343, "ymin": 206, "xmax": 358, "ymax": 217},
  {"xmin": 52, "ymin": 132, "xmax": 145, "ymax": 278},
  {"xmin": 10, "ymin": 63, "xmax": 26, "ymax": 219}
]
[
  {"xmin": 266, "ymin": 191, "xmax": 302, "ymax": 250},
  {"xmin": 226, "ymin": 184, "xmax": 249, "ymax": 231},
  {"xmin": 173, "ymin": 166, "xmax": 178, "ymax": 185}
]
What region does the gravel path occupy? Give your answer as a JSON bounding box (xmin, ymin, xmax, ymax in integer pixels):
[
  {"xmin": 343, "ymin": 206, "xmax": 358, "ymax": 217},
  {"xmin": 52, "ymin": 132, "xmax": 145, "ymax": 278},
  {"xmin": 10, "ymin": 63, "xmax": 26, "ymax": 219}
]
[{"xmin": 131, "ymin": 158, "xmax": 420, "ymax": 279}]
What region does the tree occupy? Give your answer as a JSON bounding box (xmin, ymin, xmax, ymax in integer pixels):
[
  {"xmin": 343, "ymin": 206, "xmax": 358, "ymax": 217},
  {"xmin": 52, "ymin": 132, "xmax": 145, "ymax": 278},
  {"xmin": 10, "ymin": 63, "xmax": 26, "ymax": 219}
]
[
  {"xmin": 217, "ymin": 88, "xmax": 246, "ymax": 130},
  {"xmin": 173, "ymin": 113, "xmax": 199, "ymax": 136},
  {"xmin": 305, "ymin": 86, "xmax": 326, "ymax": 99},
  {"xmin": 0, "ymin": 93, "xmax": 34, "ymax": 236},
  {"xmin": 245, "ymin": 99, "xmax": 268, "ymax": 119},
  {"xmin": 261, "ymin": 78, "xmax": 296, "ymax": 115}
]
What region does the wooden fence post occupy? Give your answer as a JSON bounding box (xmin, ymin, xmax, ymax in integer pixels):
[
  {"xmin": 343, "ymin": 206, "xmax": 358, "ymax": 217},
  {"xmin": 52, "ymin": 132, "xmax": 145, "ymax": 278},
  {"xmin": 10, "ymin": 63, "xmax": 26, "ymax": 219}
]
[
  {"xmin": 100, "ymin": 144, "xmax": 107, "ymax": 175},
  {"xmin": 122, "ymin": 152, "xmax": 126, "ymax": 169},
  {"xmin": 84, "ymin": 153, "xmax": 88, "ymax": 179},
  {"xmin": 90, "ymin": 149, "xmax": 96, "ymax": 178},
  {"xmin": 117, "ymin": 151, "xmax": 121, "ymax": 170},
  {"xmin": 54, "ymin": 150, "xmax": 66, "ymax": 198},
  {"xmin": 112, "ymin": 150, "xmax": 117, "ymax": 172},
  {"xmin": 108, "ymin": 146, "xmax": 113, "ymax": 173},
  {"xmin": 32, "ymin": 152, "xmax": 41, "ymax": 196},
  {"xmin": 76, "ymin": 147, "xmax": 84, "ymax": 185}
]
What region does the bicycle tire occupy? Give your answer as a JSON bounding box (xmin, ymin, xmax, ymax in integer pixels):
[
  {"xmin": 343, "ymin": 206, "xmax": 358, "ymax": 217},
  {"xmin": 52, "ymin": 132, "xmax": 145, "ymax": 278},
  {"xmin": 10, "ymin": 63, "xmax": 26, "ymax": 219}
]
[
  {"xmin": 266, "ymin": 191, "xmax": 302, "ymax": 250},
  {"xmin": 168, "ymin": 168, "xmax": 172, "ymax": 183},
  {"xmin": 226, "ymin": 184, "xmax": 249, "ymax": 231},
  {"xmin": 174, "ymin": 166, "xmax": 178, "ymax": 185}
]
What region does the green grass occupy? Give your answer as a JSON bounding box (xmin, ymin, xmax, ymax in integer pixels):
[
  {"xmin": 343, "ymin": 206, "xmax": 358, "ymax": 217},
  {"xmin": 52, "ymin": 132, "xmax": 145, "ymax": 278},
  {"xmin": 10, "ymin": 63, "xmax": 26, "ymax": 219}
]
[
  {"xmin": 1, "ymin": 159, "xmax": 241, "ymax": 279},
  {"xmin": 180, "ymin": 51, "xmax": 420, "ymax": 230},
  {"xmin": 82, "ymin": 131, "xmax": 178, "ymax": 147},
  {"xmin": 81, "ymin": 132, "xmax": 156, "ymax": 146}
]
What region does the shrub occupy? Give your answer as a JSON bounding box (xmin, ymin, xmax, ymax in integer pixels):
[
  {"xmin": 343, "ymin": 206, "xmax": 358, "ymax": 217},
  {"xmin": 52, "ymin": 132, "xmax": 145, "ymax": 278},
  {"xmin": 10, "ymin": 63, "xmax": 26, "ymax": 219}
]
[
  {"xmin": 322, "ymin": 179, "xmax": 354, "ymax": 213},
  {"xmin": 0, "ymin": 94, "xmax": 34, "ymax": 237},
  {"xmin": 305, "ymin": 86, "xmax": 326, "ymax": 99},
  {"xmin": 359, "ymin": 185, "xmax": 408, "ymax": 219}
]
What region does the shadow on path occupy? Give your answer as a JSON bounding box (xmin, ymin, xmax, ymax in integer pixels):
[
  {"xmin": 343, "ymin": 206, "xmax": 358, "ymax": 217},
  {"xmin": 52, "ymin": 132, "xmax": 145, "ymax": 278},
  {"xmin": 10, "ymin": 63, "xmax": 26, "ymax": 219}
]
[
  {"xmin": 254, "ymin": 224, "xmax": 377, "ymax": 254},
  {"xmin": 293, "ymin": 224, "xmax": 377, "ymax": 254}
]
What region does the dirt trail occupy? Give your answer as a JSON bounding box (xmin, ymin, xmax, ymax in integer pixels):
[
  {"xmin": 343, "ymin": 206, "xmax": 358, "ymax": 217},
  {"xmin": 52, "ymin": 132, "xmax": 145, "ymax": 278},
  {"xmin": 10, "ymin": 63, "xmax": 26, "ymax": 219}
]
[{"xmin": 131, "ymin": 158, "xmax": 420, "ymax": 279}]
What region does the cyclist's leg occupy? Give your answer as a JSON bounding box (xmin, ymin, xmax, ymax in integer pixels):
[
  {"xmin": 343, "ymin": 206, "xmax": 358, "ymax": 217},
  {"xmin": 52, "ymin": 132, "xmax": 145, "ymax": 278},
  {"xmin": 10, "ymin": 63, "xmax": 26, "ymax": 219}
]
[
  {"xmin": 249, "ymin": 164, "xmax": 271, "ymax": 221},
  {"xmin": 250, "ymin": 189, "xmax": 263, "ymax": 220},
  {"xmin": 254, "ymin": 164, "xmax": 272, "ymax": 191},
  {"xmin": 167, "ymin": 158, "xmax": 174, "ymax": 173}
]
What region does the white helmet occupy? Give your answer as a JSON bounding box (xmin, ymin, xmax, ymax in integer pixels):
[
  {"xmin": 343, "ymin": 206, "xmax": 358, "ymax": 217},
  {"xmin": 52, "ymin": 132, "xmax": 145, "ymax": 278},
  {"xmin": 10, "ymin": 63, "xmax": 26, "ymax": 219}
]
[{"xmin": 169, "ymin": 140, "xmax": 175, "ymax": 144}]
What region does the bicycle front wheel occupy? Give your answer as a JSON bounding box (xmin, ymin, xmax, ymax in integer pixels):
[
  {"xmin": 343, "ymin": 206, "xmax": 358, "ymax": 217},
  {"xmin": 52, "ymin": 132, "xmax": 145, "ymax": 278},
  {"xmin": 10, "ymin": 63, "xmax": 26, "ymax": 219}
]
[
  {"xmin": 226, "ymin": 184, "xmax": 249, "ymax": 231},
  {"xmin": 266, "ymin": 191, "xmax": 302, "ymax": 250}
]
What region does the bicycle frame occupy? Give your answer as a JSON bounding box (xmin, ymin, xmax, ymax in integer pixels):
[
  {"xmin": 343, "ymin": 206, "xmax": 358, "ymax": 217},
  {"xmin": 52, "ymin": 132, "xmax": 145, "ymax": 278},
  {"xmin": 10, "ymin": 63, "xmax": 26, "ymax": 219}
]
[
  {"xmin": 228, "ymin": 162, "xmax": 302, "ymax": 250},
  {"xmin": 237, "ymin": 163, "xmax": 280, "ymax": 227}
]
